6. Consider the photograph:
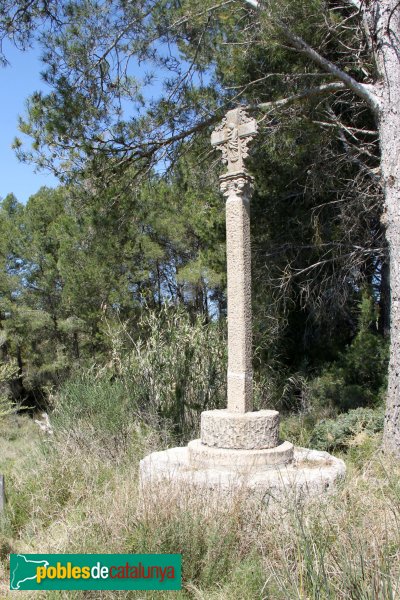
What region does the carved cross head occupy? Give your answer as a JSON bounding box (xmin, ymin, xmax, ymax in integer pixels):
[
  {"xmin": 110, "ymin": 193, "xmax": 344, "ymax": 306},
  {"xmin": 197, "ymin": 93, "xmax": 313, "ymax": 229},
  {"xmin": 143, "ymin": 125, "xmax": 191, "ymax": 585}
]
[{"xmin": 211, "ymin": 108, "xmax": 258, "ymax": 174}]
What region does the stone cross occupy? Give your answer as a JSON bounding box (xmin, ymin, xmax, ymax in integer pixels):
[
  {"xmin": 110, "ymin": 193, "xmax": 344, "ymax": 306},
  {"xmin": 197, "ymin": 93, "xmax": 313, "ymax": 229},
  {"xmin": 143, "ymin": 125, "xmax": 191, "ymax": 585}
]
[
  {"xmin": 140, "ymin": 105, "xmax": 345, "ymax": 498},
  {"xmin": 212, "ymin": 108, "xmax": 258, "ymax": 413},
  {"xmin": 211, "ymin": 108, "xmax": 258, "ymax": 175}
]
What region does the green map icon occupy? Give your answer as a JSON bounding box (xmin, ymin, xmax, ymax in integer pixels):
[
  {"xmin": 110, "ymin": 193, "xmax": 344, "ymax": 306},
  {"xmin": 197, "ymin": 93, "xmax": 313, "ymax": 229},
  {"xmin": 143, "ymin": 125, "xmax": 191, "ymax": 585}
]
[{"xmin": 10, "ymin": 554, "xmax": 49, "ymax": 590}]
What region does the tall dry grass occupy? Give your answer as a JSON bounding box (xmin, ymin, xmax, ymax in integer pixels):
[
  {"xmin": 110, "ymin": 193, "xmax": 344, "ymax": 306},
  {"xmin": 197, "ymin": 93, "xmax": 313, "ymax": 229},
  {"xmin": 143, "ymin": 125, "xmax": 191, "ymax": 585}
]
[
  {"xmin": 0, "ymin": 411, "xmax": 399, "ymax": 599},
  {"xmin": 0, "ymin": 308, "xmax": 397, "ymax": 598}
]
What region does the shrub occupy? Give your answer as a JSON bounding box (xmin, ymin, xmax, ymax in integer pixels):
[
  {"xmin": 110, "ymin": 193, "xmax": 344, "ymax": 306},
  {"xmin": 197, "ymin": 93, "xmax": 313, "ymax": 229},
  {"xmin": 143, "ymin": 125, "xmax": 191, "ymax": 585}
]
[
  {"xmin": 50, "ymin": 306, "xmax": 227, "ymax": 451},
  {"xmin": 52, "ymin": 376, "xmax": 140, "ymax": 457},
  {"xmin": 0, "ymin": 361, "xmax": 19, "ymax": 418},
  {"xmin": 310, "ymin": 406, "xmax": 384, "ymax": 452},
  {"xmin": 308, "ymin": 293, "xmax": 388, "ymax": 412},
  {"xmin": 308, "ymin": 370, "xmax": 381, "ymax": 413},
  {"xmin": 102, "ymin": 305, "xmax": 227, "ymax": 440}
]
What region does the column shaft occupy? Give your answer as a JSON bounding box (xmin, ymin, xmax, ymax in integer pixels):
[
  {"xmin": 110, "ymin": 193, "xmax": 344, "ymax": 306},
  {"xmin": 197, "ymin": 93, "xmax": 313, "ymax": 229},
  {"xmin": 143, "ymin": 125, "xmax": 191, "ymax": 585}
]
[{"xmin": 222, "ymin": 175, "xmax": 253, "ymax": 413}]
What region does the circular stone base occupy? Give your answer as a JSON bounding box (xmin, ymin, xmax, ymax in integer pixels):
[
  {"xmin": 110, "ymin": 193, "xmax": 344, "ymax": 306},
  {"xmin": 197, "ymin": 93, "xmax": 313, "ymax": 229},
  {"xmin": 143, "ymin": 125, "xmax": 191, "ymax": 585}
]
[
  {"xmin": 139, "ymin": 445, "xmax": 346, "ymax": 505},
  {"xmin": 201, "ymin": 409, "xmax": 279, "ymax": 450},
  {"xmin": 189, "ymin": 439, "xmax": 293, "ymax": 470}
]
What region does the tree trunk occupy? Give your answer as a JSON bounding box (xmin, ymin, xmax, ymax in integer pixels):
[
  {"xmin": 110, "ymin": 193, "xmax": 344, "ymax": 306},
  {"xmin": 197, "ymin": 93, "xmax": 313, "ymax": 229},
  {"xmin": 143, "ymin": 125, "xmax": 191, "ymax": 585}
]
[
  {"xmin": 381, "ymin": 126, "xmax": 400, "ymax": 452},
  {"xmin": 73, "ymin": 332, "xmax": 80, "ymax": 360},
  {"xmin": 374, "ymin": 0, "xmax": 400, "ymax": 453},
  {"xmin": 9, "ymin": 345, "xmax": 25, "ymax": 401},
  {"xmin": 379, "ymin": 260, "xmax": 390, "ymax": 338}
]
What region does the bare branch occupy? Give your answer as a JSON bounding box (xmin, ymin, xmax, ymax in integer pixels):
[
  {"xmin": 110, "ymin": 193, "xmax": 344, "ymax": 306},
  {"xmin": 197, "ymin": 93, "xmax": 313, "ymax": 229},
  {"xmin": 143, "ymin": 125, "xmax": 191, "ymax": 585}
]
[
  {"xmin": 291, "ymin": 248, "xmax": 381, "ymax": 278},
  {"xmin": 242, "ymin": 0, "xmax": 362, "ymax": 10},
  {"xmin": 276, "ymin": 26, "xmax": 380, "ymax": 113},
  {"xmin": 249, "ymin": 82, "xmax": 347, "ymax": 112},
  {"xmin": 241, "ymin": 0, "xmax": 380, "ymax": 114},
  {"xmin": 242, "ymin": 0, "xmax": 259, "ymax": 6},
  {"xmin": 312, "ymin": 121, "xmax": 378, "ymax": 136},
  {"xmin": 343, "ymin": 0, "xmax": 361, "ymax": 9}
]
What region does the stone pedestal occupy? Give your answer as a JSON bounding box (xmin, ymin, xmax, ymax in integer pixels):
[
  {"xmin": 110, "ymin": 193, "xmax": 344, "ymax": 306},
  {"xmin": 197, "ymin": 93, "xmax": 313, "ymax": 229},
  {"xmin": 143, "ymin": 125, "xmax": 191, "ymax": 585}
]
[
  {"xmin": 139, "ymin": 409, "xmax": 345, "ymax": 505},
  {"xmin": 201, "ymin": 409, "xmax": 280, "ymax": 449},
  {"xmin": 139, "ymin": 446, "xmax": 346, "ymax": 506},
  {"xmin": 188, "ymin": 439, "xmax": 294, "ymax": 470},
  {"xmin": 139, "ymin": 107, "xmax": 346, "ymax": 505},
  {"xmin": 195, "ymin": 409, "xmax": 291, "ymax": 469}
]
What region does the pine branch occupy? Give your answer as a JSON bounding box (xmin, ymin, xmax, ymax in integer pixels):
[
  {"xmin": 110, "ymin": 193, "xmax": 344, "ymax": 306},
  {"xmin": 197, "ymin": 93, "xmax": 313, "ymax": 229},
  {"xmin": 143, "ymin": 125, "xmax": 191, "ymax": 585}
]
[
  {"xmin": 243, "ymin": 0, "xmax": 362, "ymax": 11},
  {"xmin": 250, "ymin": 82, "xmax": 347, "ymax": 111},
  {"xmin": 241, "ymin": 0, "xmax": 380, "ymax": 114},
  {"xmin": 278, "ymin": 26, "xmax": 380, "ymax": 113}
]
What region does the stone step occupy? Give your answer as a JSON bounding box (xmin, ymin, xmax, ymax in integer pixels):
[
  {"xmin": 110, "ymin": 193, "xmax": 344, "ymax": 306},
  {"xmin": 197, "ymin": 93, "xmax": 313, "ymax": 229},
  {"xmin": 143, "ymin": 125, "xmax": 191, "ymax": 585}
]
[{"xmin": 188, "ymin": 439, "xmax": 294, "ymax": 471}]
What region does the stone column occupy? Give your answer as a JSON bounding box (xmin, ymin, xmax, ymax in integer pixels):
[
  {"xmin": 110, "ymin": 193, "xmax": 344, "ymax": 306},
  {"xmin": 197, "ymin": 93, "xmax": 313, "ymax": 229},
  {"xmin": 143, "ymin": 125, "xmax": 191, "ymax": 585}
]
[
  {"xmin": 221, "ymin": 174, "xmax": 254, "ymax": 412},
  {"xmin": 139, "ymin": 105, "xmax": 345, "ymax": 490},
  {"xmin": 211, "ymin": 108, "xmax": 258, "ymax": 413},
  {"xmin": 198, "ymin": 107, "xmax": 284, "ymax": 457}
]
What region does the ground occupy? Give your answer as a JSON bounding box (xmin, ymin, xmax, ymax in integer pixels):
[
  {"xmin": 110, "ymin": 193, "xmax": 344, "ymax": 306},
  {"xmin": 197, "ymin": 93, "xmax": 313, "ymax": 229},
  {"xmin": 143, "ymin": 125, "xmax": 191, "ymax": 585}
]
[{"xmin": 0, "ymin": 414, "xmax": 399, "ymax": 599}]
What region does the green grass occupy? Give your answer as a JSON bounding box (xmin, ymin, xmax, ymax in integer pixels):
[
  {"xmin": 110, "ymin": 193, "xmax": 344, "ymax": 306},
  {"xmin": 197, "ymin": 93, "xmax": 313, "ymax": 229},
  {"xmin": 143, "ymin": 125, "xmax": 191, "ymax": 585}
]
[{"xmin": 0, "ymin": 414, "xmax": 41, "ymax": 473}]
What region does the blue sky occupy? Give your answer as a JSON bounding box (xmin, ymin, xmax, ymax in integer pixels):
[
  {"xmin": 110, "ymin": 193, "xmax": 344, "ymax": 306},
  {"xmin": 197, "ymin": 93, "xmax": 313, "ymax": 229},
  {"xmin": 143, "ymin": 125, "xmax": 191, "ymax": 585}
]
[
  {"xmin": 0, "ymin": 40, "xmax": 170, "ymax": 204},
  {"xmin": 0, "ymin": 41, "xmax": 59, "ymax": 204},
  {"xmin": 0, "ymin": 38, "xmax": 208, "ymax": 205}
]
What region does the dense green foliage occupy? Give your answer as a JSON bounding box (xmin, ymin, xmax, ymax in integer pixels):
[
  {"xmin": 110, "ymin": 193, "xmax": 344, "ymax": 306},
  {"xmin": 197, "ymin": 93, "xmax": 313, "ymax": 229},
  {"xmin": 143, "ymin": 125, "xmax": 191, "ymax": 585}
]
[
  {"xmin": 0, "ymin": 174, "xmax": 388, "ymax": 426},
  {"xmin": 306, "ymin": 294, "xmax": 389, "ymax": 412},
  {"xmin": 310, "ymin": 407, "xmax": 384, "ymax": 452},
  {"xmin": 0, "ymin": 161, "xmax": 227, "ymax": 407},
  {"xmin": 54, "ymin": 306, "xmax": 226, "ymax": 442},
  {"xmin": 0, "ymin": 0, "xmax": 389, "ymax": 453}
]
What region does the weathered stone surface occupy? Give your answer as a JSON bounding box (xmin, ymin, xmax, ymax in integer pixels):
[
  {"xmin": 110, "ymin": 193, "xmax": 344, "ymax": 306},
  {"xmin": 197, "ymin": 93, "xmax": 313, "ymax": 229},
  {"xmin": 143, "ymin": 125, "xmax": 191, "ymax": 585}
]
[
  {"xmin": 222, "ymin": 176, "xmax": 254, "ymax": 413},
  {"xmin": 139, "ymin": 446, "xmax": 346, "ymax": 505},
  {"xmin": 211, "ymin": 108, "xmax": 257, "ymax": 414},
  {"xmin": 211, "ymin": 108, "xmax": 258, "ymax": 174},
  {"xmin": 189, "ymin": 439, "xmax": 293, "ymax": 470},
  {"xmin": 138, "ymin": 109, "xmax": 347, "ymax": 506},
  {"xmin": 201, "ymin": 409, "xmax": 279, "ymax": 449}
]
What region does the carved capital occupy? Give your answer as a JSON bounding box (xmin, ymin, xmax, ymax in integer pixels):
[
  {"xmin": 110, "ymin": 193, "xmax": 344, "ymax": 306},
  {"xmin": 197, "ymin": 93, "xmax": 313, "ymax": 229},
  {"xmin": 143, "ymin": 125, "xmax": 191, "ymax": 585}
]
[{"xmin": 219, "ymin": 173, "xmax": 254, "ymax": 200}]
